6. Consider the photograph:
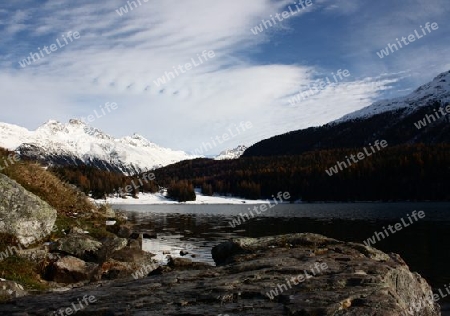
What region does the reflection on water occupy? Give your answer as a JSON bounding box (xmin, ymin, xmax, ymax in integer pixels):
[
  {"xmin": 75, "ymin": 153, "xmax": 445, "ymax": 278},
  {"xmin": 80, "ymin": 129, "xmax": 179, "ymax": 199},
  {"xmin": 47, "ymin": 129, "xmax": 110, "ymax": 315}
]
[
  {"xmin": 142, "ymin": 234, "xmax": 218, "ymax": 265},
  {"xmin": 115, "ymin": 202, "xmax": 450, "ymax": 305}
]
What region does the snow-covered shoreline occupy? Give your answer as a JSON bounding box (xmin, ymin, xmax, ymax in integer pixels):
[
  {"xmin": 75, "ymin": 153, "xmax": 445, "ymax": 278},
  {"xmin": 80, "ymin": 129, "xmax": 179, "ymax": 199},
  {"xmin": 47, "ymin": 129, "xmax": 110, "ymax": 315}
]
[{"xmin": 96, "ymin": 190, "xmax": 271, "ymax": 205}]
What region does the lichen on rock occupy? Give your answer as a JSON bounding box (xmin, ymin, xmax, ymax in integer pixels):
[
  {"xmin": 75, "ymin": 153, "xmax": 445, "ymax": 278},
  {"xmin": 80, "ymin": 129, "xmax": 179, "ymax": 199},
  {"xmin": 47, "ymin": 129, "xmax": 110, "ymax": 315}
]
[{"xmin": 0, "ymin": 174, "xmax": 57, "ymax": 246}]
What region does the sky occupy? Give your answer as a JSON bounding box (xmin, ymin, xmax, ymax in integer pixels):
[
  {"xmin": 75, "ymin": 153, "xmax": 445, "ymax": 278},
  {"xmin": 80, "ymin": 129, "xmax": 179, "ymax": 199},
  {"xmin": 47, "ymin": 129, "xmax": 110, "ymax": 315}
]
[{"xmin": 0, "ymin": 0, "xmax": 449, "ymax": 155}]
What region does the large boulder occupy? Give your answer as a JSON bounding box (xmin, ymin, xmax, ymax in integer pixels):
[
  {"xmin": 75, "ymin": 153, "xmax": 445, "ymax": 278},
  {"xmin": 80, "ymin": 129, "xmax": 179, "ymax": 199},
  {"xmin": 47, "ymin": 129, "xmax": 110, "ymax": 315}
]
[
  {"xmin": 98, "ymin": 246, "xmax": 158, "ymax": 280},
  {"xmin": 52, "ymin": 233, "xmax": 103, "ymax": 262},
  {"xmin": 47, "ymin": 256, "xmax": 98, "ymax": 284},
  {"xmin": 97, "ymin": 236, "xmax": 128, "ymax": 261},
  {"xmin": 0, "ymin": 233, "xmax": 440, "ymax": 315},
  {"xmin": 0, "ymin": 174, "xmax": 57, "ymax": 246},
  {"xmin": 212, "ymin": 233, "xmax": 440, "ymax": 315}
]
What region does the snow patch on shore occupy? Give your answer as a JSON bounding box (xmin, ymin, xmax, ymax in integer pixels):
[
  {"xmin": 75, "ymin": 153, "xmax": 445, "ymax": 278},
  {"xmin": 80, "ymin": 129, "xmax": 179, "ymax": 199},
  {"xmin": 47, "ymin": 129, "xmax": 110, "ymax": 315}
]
[{"xmin": 100, "ymin": 190, "xmax": 269, "ymax": 205}]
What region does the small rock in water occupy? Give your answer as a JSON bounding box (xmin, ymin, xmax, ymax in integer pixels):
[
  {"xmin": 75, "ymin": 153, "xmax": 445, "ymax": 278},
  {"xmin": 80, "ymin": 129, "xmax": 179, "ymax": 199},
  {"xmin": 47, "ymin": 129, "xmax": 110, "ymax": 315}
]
[{"xmin": 142, "ymin": 232, "xmax": 157, "ymax": 239}]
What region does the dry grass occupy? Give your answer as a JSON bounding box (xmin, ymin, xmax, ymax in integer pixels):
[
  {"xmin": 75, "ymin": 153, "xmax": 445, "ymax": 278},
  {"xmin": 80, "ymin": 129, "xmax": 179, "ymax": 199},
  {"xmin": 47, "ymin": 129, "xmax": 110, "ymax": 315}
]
[
  {"xmin": 0, "ymin": 147, "xmax": 95, "ymax": 216},
  {"xmin": 0, "ymin": 148, "xmax": 112, "ymax": 292}
]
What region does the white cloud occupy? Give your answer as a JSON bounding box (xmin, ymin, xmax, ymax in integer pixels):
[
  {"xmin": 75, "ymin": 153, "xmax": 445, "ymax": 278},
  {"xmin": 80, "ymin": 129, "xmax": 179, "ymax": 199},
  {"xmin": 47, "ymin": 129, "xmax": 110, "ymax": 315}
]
[
  {"xmin": 0, "ymin": 0, "xmax": 442, "ymax": 153},
  {"xmin": 319, "ymin": 0, "xmax": 362, "ymax": 15}
]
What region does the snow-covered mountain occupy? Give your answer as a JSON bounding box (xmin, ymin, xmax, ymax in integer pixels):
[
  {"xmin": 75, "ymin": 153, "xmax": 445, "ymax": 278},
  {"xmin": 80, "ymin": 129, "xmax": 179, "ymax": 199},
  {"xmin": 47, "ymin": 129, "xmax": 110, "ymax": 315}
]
[
  {"xmin": 244, "ymin": 70, "xmax": 450, "ymax": 157},
  {"xmin": 336, "ymin": 70, "xmax": 450, "ymax": 123},
  {"xmin": 0, "ymin": 119, "xmax": 199, "ymax": 174},
  {"xmin": 214, "ymin": 145, "xmax": 247, "ymax": 160}
]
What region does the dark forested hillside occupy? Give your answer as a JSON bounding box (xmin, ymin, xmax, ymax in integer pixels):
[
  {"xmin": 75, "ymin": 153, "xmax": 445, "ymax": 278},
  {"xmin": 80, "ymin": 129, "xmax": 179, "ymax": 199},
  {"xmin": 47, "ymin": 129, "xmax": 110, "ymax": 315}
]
[
  {"xmin": 49, "ymin": 165, "xmax": 159, "ymax": 199},
  {"xmin": 49, "ymin": 144, "xmax": 450, "ymax": 202},
  {"xmin": 153, "ymin": 144, "xmax": 450, "ymax": 201},
  {"xmin": 244, "ymin": 101, "xmax": 450, "ymax": 157}
]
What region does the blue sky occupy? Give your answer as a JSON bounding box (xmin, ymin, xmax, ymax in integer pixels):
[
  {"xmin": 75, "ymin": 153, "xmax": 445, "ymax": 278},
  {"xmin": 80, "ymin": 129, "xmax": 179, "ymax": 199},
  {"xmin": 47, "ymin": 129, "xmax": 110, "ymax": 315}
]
[{"xmin": 0, "ymin": 0, "xmax": 449, "ymax": 154}]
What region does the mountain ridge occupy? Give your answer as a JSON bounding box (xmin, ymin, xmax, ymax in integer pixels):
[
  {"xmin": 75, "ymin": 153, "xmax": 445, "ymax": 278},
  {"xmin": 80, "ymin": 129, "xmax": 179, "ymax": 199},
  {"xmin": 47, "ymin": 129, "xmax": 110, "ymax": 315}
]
[
  {"xmin": 215, "ymin": 145, "xmax": 248, "ymax": 160},
  {"xmin": 0, "ymin": 119, "xmax": 198, "ymax": 174},
  {"xmin": 334, "ymin": 70, "xmax": 450, "ymax": 123},
  {"xmin": 244, "ymin": 70, "xmax": 450, "ymax": 157}
]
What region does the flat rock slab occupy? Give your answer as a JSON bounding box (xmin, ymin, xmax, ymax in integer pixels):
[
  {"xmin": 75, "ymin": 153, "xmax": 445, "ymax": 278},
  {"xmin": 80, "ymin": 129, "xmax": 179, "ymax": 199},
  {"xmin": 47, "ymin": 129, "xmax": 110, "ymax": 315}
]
[{"xmin": 0, "ymin": 233, "xmax": 440, "ymax": 315}]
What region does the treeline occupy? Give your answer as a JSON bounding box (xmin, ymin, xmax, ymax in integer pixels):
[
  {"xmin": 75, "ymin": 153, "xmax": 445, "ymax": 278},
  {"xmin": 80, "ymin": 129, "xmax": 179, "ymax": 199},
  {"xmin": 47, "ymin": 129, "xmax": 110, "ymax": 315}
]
[
  {"xmin": 48, "ymin": 144, "xmax": 450, "ymax": 202},
  {"xmin": 49, "ymin": 165, "xmax": 159, "ymax": 199},
  {"xmin": 49, "ymin": 165, "xmax": 196, "ymax": 202},
  {"xmin": 152, "ymin": 144, "xmax": 450, "ymax": 201},
  {"xmin": 244, "ymin": 100, "xmax": 450, "ymax": 157},
  {"xmin": 167, "ymin": 180, "xmax": 196, "ymax": 202}
]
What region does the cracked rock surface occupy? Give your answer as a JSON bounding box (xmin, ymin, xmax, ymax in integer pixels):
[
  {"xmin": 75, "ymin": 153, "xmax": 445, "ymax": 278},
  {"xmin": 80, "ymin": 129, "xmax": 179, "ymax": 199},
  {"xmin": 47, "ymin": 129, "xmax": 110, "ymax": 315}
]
[{"xmin": 0, "ymin": 233, "xmax": 440, "ymax": 315}]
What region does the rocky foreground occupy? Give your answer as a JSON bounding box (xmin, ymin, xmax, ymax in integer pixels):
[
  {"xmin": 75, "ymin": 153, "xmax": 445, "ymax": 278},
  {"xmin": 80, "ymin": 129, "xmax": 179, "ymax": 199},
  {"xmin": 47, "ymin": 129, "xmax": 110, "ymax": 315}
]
[{"xmin": 0, "ymin": 233, "xmax": 440, "ymax": 315}]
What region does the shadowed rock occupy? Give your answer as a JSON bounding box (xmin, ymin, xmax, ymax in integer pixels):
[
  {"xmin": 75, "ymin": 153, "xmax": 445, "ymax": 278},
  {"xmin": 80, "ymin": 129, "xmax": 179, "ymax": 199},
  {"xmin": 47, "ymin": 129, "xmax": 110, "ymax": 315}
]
[
  {"xmin": 0, "ymin": 279, "xmax": 27, "ymax": 301},
  {"xmin": 47, "ymin": 256, "xmax": 99, "ymax": 284},
  {"xmin": 52, "ymin": 234, "xmax": 103, "ymax": 262},
  {"xmin": 0, "ymin": 233, "xmax": 440, "ymax": 315}
]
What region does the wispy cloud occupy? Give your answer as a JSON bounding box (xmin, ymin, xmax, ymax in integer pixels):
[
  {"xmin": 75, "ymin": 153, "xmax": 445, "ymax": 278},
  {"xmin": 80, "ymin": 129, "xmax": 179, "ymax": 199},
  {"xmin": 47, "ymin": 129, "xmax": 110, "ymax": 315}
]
[{"xmin": 0, "ymin": 0, "xmax": 448, "ymax": 152}]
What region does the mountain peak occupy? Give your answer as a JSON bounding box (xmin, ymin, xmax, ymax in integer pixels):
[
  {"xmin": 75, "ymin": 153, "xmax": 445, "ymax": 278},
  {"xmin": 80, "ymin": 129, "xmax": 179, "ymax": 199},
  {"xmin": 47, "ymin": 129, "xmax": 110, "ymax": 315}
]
[
  {"xmin": 37, "ymin": 120, "xmax": 67, "ymax": 134},
  {"xmin": 0, "ymin": 120, "xmax": 196, "ymax": 174},
  {"xmin": 335, "ymin": 69, "xmax": 450, "ymax": 123},
  {"xmin": 131, "ymin": 133, "xmax": 147, "ymax": 140},
  {"xmin": 45, "ymin": 119, "xmax": 60, "ymax": 125},
  {"xmin": 215, "ymin": 145, "xmax": 248, "ymax": 160},
  {"xmin": 434, "ymin": 69, "xmax": 450, "ymax": 80},
  {"xmin": 68, "ymin": 118, "xmax": 86, "ymax": 125}
]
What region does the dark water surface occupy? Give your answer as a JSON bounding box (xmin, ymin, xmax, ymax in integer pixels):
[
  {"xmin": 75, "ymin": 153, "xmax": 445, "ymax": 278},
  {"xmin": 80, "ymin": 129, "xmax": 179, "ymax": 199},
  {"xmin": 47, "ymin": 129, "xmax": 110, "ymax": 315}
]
[{"xmin": 113, "ymin": 202, "xmax": 450, "ymax": 309}]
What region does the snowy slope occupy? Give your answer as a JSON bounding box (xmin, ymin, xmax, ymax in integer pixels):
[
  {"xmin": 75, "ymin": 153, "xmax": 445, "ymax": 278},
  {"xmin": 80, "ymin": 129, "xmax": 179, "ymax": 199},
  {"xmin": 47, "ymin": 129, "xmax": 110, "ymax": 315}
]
[
  {"xmin": 335, "ymin": 70, "xmax": 450, "ymax": 123},
  {"xmin": 0, "ymin": 119, "xmax": 199, "ymax": 174},
  {"xmin": 214, "ymin": 145, "xmax": 247, "ymax": 160}
]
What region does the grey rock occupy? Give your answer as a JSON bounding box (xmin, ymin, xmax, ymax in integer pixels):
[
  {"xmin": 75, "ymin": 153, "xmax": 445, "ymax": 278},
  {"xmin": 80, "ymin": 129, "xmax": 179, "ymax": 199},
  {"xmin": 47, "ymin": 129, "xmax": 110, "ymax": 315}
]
[
  {"xmin": 96, "ymin": 236, "xmax": 128, "ymax": 262},
  {"xmin": 0, "ymin": 233, "xmax": 440, "ymax": 315},
  {"xmin": 52, "ymin": 233, "xmax": 103, "ymax": 262},
  {"xmin": 69, "ymin": 226, "xmax": 87, "ymax": 234},
  {"xmin": 111, "ymin": 224, "xmax": 133, "ymax": 238},
  {"xmin": 47, "ymin": 256, "xmax": 98, "ymax": 284},
  {"xmin": 15, "ymin": 247, "xmax": 48, "ymax": 263},
  {"xmin": 100, "ymin": 204, "xmax": 116, "ymax": 218},
  {"xmin": 0, "ymin": 279, "xmax": 27, "ymax": 301},
  {"xmin": 0, "ymin": 174, "xmax": 57, "ymax": 246},
  {"xmin": 167, "ymin": 257, "xmax": 210, "ymax": 270}
]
